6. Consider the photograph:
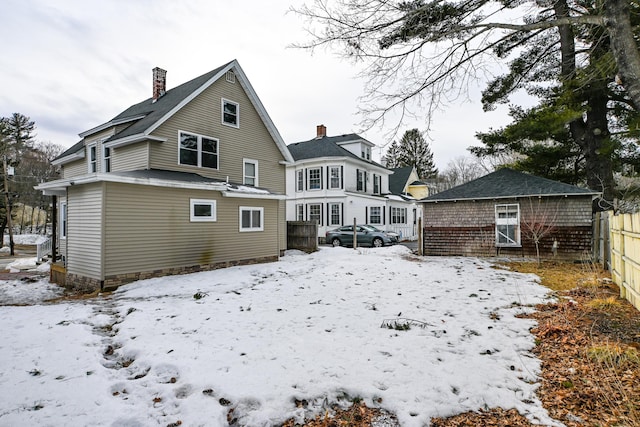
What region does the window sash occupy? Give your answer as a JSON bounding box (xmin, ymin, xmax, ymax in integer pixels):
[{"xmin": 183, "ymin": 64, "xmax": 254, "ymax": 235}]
[
  {"xmin": 391, "ymin": 207, "xmax": 406, "ymax": 224},
  {"xmin": 88, "ymin": 145, "xmax": 97, "ymax": 173},
  {"xmin": 239, "ymin": 207, "xmax": 263, "ymax": 231},
  {"xmin": 102, "ymin": 146, "xmax": 111, "ymax": 172},
  {"xmin": 329, "ymin": 167, "xmax": 341, "ymax": 189},
  {"xmin": 296, "ymin": 170, "xmax": 304, "ymax": 192},
  {"xmin": 190, "ymin": 199, "xmax": 217, "ymax": 222},
  {"xmin": 369, "ymin": 206, "xmax": 381, "ymax": 224},
  {"xmin": 329, "ymin": 203, "xmax": 341, "ymax": 225},
  {"xmin": 243, "ymin": 159, "xmax": 258, "ymax": 186},
  {"xmin": 308, "ymin": 168, "xmax": 321, "ymax": 190},
  {"xmin": 60, "ymin": 202, "xmax": 67, "ymax": 239},
  {"xmin": 222, "ymin": 99, "xmax": 239, "ymax": 127},
  {"xmin": 296, "ymin": 204, "xmax": 304, "ymax": 221},
  {"xmin": 308, "ymin": 204, "xmax": 321, "ymax": 224},
  {"xmin": 495, "ymin": 204, "xmax": 520, "ymax": 246},
  {"xmin": 179, "ymin": 131, "xmax": 219, "ymax": 169}
]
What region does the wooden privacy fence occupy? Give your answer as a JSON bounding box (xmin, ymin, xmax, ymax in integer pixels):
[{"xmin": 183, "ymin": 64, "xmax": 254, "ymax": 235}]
[
  {"xmin": 287, "ymin": 221, "xmax": 318, "ymax": 253},
  {"xmin": 609, "ymin": 211, "xmax": 640, "ymax": 311}
]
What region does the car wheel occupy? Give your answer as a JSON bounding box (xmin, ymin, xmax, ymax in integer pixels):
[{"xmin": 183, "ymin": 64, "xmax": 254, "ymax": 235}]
[
  {"xmin": 331, "ymin": 238, "xmax": 342, "ymax": 247},
  {"xmin": 372, "ymin": 237, "xmax": 383, "ymax": 248}
]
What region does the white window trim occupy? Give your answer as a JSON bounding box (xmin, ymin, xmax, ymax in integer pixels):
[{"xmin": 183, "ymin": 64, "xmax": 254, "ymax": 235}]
[
  {"xmin": 296, "ymin": 170, "xmax": 304, "ymax": 192},
  {"xmin": 102, "ymin": 144, "xmax": 111, "ymax": 173},
  {"xmin": 239, "ymin": 206, "xmax": 264, "ymax": 232},
  {"xmin": 308, "ymin": 203, "xmax": 322, "ymax": 224},
  {"xmin": 178, "ymin": 130, "xmax": 219, "ymax": 170},
  {"xmin": 495, "ymin": 204, "xmax": 521, "ymax": 247},
  {"xmin": 222, "ymin": 98, "xmax": 240, "ymax": 128},
  {"xmin": 369, "ymin": 206, "xmax": 382, "ymax": 224},
  {"xmin": 329, "ymin": 203, "xmax": 341, "ymax": 226},
  {"xmin": 87, "ymin": 143, "xmax": 97, "ymax": 173},
  {"xmin": 295, "ymin": 204, "xmax": 304, "ymax": 221},
  {"xmin": 243, "ymin": 158, "xmax": 258, "ymax": 186},
  {"xmin": 329, "ymin": 166, "xmax": 341, "ymax": 189},
  {"xmin": 190, "ymin": 199, "xmax": 217, "ymax": 222},
  {"xmin": 60, "ymin": 201, "xmax": 67, "ymax": 239},
  {"xmin": 308, "ymin": 167, "xmax": 322, "ymax": 190}
]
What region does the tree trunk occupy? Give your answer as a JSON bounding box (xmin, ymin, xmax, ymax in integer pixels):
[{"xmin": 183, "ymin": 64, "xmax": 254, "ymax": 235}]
[{"xmin": 604, "ymin": 0, "xmax": 640, "ymax": 111}]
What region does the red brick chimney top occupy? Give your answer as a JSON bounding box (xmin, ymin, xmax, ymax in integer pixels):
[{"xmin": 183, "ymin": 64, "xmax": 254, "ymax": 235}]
[
  {"xmin": 152, "ymin": 67, "xmax": 167, "ymax": 102},
  {"xmin": 316, "ymin": 124, "xmax": 327, "ymax": 138}
]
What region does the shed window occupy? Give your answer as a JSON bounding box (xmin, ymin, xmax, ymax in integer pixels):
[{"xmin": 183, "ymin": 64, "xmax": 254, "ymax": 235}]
[{"xmin": 495, "ymin": 204, "xmax": 520, "ymax": 246}]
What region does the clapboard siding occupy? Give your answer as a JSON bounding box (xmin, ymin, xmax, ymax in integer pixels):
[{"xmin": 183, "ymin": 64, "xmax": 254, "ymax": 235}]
[
  {"xmin": 62, "ymin": 158, "xmax": 87, "ymax": 179},
  {"xmin": 148, "ymin": 77, "xmax": 286, "ymax": 192},
  {"xmin": 112, "ymin": 142, "xmax": 149, "ymax": 171},
  {"xmin": 66, "ymin": 183, "xmax": 103, "ymax": 279},
  {"xmin": 103, "ymin": 182, "xmax": 279, "ymax": 276}
]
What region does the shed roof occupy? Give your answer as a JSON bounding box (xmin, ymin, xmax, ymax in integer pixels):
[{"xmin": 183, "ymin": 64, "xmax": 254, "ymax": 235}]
[{"xmin": 422, "ymin": 168, "xmax": 600, "ymax": 202}]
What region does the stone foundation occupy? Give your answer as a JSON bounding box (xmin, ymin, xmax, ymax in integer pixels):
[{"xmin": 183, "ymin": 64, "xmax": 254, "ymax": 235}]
[{"xmin": 65, "ymin": 255, "xmax": 279, "ymax": 293}]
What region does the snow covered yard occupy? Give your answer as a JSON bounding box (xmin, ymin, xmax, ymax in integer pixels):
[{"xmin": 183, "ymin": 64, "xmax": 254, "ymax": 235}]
[{"xmin": 0, "ymin": 246, "xmax": 560, "ymax": 426}]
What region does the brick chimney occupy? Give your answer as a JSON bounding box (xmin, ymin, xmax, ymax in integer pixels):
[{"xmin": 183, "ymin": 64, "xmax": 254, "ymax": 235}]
[
  {"xmin": 316, "ymin": 124, "xmax": 327, "ymax": 139},
  {"xmin": 152, "ymin": 67, "xmax": 167, "ymax": 102}
]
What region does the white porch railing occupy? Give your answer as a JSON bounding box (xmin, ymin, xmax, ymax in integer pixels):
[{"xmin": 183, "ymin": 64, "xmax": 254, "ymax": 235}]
[{"xmin": 36, "ymin": 237, "xmax": 52, "ymax": 261}]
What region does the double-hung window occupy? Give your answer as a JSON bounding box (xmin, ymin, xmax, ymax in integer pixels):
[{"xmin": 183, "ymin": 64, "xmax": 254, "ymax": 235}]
[
  {"xmin": 495, "ymin": 204, "xmax": 520, "ymax": 246},
  {"xmin": 296, "ymin": 170, "xmax": 304, "ymax": 192},
  {"xmin": 222, "ymin": 99, "xmax": 239, "ymax": 128},
  {"xmin": 391, "ymin": 207, "xmax": 406, "ymax": 224},
  {"xmin": 329, "ymin": 166, "xmax": 341, "ymax": 189},
  {"xmin": 239, "ymin": 206, "xmax": 263, "ymax": 232},
  {"xmin": 179, "ymin": 131, "xmax": 218, "ymax": 169},
  {"xmin": 329, "ymin": 203, "xmax": 341, "ymax": 226},
  {"xmin": 190, "ymin": 199, "xmax": 217, "ymax": 222},
  {"xmin": 243, "ymin": 159, "xmax": 258, "ymax": 186},
  {"xmin": 369, "ymin": 206, "xmax": 382, "ymax": 224},
  {"xmin": 357, "ymin": 169, "xmax": 366, "ymax": 192},
  {"xmin": 373, "ymin": 174, "xmax": 381, "ymax": 194},
  {"xmin": 308, "ymin": 203, "xmax": 322, "ymax": 224},
  {"xmin": 308, "ymin": 168, "xmax": 321, "ymax": 190},
  {"xmin": 88, "ymin": 144, "xmax": 97, "ymax": 173},
  {"xmin": 102, "ymin": 145, "xmax": 111, "ymax": 172},
  {"xmin": 60, "ymin": 202, "xmax": 67, "ymax": 239},
  {"xmin": 295, "ymin": 204, "xmax": 304, "ymax": 221}
]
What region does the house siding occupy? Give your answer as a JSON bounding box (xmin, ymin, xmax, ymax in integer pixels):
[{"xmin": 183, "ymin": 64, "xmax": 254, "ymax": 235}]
[
  {"xmin": 423, "ymin": 196, "xmax": 593, "ymax": 259},
  {"xmin": 101, "ymin": 182, "xmax": 280, "ymax": 286},
  {"xmin": 112, "ymin": 142, "xmax": 150, "ymax": 171},
  {"xmin": 148, "ymin": 77, "xmax": 286, "ymax": 193},
  {"xmin": 66, "ymin": 183, "xmax": 103, "ymax": 283},
  {"xmin": 62, "ymin": 159, "xmax": 88, "ymax": 179}
]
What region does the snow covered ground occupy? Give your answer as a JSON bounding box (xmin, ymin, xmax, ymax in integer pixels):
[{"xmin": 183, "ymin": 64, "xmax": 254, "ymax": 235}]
[{"xmin": 0, "ymin": 246, "xmax": 561, "ymax": 427}]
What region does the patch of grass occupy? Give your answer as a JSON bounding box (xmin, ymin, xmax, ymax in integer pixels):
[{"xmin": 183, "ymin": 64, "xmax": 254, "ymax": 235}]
[
  {"xmin": 588, "ymin": 296, "xmax": 623, "ymax": 311},
  {"xmin": 586, "ymin": 343, "xmax": 640, "ymax": 368}
]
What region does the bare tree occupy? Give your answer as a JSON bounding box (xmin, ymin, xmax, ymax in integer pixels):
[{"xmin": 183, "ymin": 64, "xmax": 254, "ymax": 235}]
[
  {"xmin": 520, "ymin": 197, "xmax": 561, "ymax": 264},
  {"xmin": 438, "ymin": 156, "xmax": 484, "ymax": 191}
]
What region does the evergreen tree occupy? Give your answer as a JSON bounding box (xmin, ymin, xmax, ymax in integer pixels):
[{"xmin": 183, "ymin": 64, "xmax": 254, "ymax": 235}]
[{"xmin": 386, "ymin": 129, "xmax": 438, "ymax": 179}]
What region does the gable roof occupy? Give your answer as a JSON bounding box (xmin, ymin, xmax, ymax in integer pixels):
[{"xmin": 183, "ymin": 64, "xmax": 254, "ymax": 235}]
[
  {"xmin": 54, "ymin": 60, "xmax": 293, "ymax": 164},
  {"xmin": 423, "ymin": 168, "xmax": 600, "ymax": 202},
  {"xmin": 287, "ymin": 134, "xmax": 386, "ymax": 169},
  {"xmin": 388, "ymin": 166, "xmax": 413, "ymax": 195}
]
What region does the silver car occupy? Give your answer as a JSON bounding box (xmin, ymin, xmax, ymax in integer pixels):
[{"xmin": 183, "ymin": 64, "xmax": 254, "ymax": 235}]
[{"xmin": 326, "ymin": 224, "xmax": 398, "ymax": 248}]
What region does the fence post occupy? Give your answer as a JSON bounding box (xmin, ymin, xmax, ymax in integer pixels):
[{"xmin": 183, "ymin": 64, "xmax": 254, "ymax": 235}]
[
  {"xmin": 418, "ymin": 216, "xmax": 423, "ymax": 256},
  {"xmin": 353, "ymin": 217, "xmax": 357, "ymax": 249}
]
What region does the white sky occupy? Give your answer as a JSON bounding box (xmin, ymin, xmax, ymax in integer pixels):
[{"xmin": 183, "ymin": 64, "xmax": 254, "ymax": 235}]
[
  {"xmin": 0, "ymin": 0, "xmax": 516, "ymax": 169},
  {"xmin": 0, "ymin": 245, "xmax": 560, "ymax": 426}
]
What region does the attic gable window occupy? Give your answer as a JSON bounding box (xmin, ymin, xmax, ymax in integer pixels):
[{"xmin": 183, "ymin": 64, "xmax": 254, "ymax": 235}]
[
  {"xmin": 222, "ymin": 99, "xmax": 239, "ymax": 128},
  {"xmin": 225, "ymin": 71, "xmax": 236, "ymax": 83},
  {"xmin": 179, "ymin": 131, "xmax": 219, "ymax": 169},
  {"xmin": 495, "ymin": 204, "xmax": 520, "ymax": 247}
]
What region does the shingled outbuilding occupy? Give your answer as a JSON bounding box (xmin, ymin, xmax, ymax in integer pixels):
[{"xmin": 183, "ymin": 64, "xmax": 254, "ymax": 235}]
[{"xmin": 420, "ymin": 168, "xmax": 601, "ymax": 259}]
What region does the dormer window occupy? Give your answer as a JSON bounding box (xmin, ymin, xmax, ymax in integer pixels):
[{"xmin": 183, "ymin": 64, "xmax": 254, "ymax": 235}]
[{"xmin": 222, "ymin": 99, "xmax": 239, "ymax": 128}]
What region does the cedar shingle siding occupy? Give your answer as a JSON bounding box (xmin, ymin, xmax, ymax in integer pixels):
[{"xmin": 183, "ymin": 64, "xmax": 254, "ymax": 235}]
[{"xmin": 423, "ymin": 197, "xmax": 593, "ymax": 258}]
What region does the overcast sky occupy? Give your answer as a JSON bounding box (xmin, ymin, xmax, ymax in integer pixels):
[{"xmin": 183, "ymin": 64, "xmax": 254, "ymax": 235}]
[{"xmin": 0, "ymin": 0, "xmax": 516, "ymax": 169}]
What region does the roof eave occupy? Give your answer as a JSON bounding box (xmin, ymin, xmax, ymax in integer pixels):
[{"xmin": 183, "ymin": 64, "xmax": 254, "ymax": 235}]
[
  {"xmin": 79, "ymin": 114, "xmax": 147, "ymax": 138},
  {"xmin": 51, "ymin": 150, "xmax": 85, "ymax": 166},
  {"xmin": 421, "ymin": 192, "xmax": 602, "ymax": 203},
  {"xmin": 104, "ymin": 134, "xmax": 167, "ymax": 149}
]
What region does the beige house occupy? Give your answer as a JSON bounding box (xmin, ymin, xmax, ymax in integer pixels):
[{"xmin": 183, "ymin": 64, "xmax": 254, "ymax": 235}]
[{"xmin": 36, "ymin": 60, "xmax": 294, "ymax": 292}]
